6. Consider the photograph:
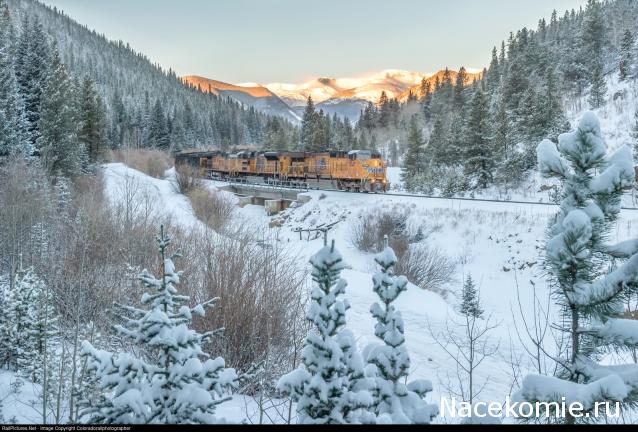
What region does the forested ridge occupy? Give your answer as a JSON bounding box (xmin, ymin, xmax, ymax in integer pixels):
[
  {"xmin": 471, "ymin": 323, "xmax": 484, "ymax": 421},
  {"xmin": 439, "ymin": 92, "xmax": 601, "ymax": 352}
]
[{"xmin": 1, "ymin": 0, "xmax": 298, "ymax": 170}]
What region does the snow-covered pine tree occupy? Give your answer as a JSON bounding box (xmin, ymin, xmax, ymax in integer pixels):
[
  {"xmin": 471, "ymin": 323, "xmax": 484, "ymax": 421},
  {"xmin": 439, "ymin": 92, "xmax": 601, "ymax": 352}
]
[
  {"xmin": 401, "ymin": 116, "xmax": 425, "ymax": 192},
  {"xmin": 147, "ymin": 99, "xmax": 169, "ymax": 150},
  {"xmin": 581, "ymin": 0, "xmax": 606, "ymax": 71},
  {"xmin": 460, "ymin": 275, "xmax": 483, "ymax": 319},
  {"xmin": 619, "ymin": 30, "xmax": 635, "ymax": 81},
  {"xmin": 300, "ymin": 96, "xmax": 316, "ymax": 151},
  {"xmin": 2, "ymin": 269, "xmax": 24, "ymax": 370},
  {"xmin": 464, "ymin": 88, "xmax": 494, "ymax": 189},
  {"xmin": 4, "ymin": 267, "xmax": 39, "ymax": 374},
  {"xmin": 363, "ymin": 237, "xmax": 438, "ymax": 424},
  {"xmin": 2, "ymin": 265, "xmax": 60, "ymax": 422},
  {"xmin": 588, "ymin": 63, "xmax": 607, "ymax": 110},
  {"xmin": 542, "ymin": 68, "xmax": 571, "ymax": 143},
  {"xmin": 0, "ymin": 0, "xmax": 29, "ymax": 156},
  {"xmin": 21, "ymin": 269, "xmax": 59, "ymax": 387},
  {"xmin": 277, "ymin": 241, "xmax": 374, "ymax": 424},
  {"xmin": 454, "ymin": 66, "xmax": 468, "ymax": 108},
  {"xmin": 80, "ymin": 226, "xmax": 238, "ymax": 424},
  {"xmin": 516, "ymin": 112, "xmax": 638, "ymax": 423},
  {"xmin": 15, "ymin": 15, "xmax": 49, "ymax": 146},
  {"xmin": 77, "ymin": 76, "xmax": 108, "ymax": 164},
  {"xmin": 38, "ymin": 45, "xmax": 83, "ymax": 177}
]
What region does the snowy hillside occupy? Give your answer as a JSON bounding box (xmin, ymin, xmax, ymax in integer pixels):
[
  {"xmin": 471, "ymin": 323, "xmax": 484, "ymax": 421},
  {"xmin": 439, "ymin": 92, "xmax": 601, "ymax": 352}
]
[{"xmin": 567, "ymin": 73, "xmax": 638, "ymax": 154}]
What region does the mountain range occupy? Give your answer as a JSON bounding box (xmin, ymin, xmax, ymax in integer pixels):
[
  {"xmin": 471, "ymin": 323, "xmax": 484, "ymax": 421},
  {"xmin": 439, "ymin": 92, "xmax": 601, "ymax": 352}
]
[{"xmin": 183, "ymin": 69, "xmax": 482, "ymax": 123}]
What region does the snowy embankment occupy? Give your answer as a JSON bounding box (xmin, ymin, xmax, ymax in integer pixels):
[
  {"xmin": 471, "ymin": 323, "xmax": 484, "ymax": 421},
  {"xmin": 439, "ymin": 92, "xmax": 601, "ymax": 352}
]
[{"xmin": 96, "ymin": 162, "xmax": 638, "ymax": 424}]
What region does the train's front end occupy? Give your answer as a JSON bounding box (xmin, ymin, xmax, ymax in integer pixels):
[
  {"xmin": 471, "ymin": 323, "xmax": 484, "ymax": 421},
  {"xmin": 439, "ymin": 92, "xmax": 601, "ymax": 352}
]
[
  {"xmin": 365, "ymin": 152, "xmax": 389, "ymax": 192},
  {"xmin": 349, "ymin": 150, "xmax": 389, "ymax": 193}
]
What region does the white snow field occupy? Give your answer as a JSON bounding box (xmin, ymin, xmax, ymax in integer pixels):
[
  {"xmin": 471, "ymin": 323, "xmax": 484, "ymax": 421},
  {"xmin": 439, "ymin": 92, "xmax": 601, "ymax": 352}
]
[{"xmin": 93, "ymin": 162, "xmax": 637, "ymax": 424}]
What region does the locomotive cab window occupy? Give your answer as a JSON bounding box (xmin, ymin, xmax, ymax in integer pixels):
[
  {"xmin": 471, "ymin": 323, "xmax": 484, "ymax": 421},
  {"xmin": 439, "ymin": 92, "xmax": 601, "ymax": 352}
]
[{"xmin": 348, "ymin": 150, "xmax": 373, "ymax": 161}]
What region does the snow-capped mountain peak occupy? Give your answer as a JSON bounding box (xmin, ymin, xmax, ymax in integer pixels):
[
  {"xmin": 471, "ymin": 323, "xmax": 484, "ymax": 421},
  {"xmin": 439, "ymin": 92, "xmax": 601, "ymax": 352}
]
[{"xmin": 265, "ymin": 69, "xmax": 435, "ymax": 106}]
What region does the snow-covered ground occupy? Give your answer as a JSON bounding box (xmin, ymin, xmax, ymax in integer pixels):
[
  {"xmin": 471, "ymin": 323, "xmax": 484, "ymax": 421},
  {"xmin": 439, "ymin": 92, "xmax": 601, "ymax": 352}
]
[
  {"xmin": 0, "ymin": 371, "xmax": 47, "ymax": 424},
  {"xmin": 4, "ymin": 74, "xmax": 637, "ymax": 423},
  {"xmin": 3, "ymin": 162, "xmax": 635, "ymax": 424},
  {"xmin": 73, "ymin": 163, "xmax": 637, "ymax": 423}
]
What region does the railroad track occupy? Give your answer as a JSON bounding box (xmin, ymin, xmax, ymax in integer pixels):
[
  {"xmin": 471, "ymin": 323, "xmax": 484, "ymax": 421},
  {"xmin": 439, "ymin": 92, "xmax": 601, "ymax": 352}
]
[{"xmin": 216, "ymin": 179, "xmax": 638, "ymax": 212}]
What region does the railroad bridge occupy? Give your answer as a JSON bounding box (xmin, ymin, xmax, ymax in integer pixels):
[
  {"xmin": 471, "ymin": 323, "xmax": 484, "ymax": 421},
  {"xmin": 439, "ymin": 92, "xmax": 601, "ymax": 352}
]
[{"xmin": 221, "ymin": 181, "xmax": 312, "ymax": 215}]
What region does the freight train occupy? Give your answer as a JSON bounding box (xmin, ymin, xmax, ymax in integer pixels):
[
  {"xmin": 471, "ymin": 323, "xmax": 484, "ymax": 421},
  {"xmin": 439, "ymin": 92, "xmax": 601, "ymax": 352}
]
[{"xmin": 175, "ymin": 149, "xmax": 390, "ymax": 192}]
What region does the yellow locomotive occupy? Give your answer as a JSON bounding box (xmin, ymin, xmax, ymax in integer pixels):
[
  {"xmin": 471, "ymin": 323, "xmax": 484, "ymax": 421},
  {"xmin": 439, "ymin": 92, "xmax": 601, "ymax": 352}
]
[{"xmin": 175, "ymin": 149, "xmax": 389, "ymax": 192}]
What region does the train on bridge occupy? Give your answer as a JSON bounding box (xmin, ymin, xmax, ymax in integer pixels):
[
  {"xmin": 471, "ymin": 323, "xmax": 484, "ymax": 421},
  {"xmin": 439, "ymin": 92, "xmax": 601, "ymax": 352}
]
[{"xmin": 175, "ymin": 149, "xmax": 390, "ymax": 192}]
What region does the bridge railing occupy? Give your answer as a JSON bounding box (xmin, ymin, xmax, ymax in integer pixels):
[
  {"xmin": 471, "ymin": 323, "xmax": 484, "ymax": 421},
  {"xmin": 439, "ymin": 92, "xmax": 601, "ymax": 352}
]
[{"xmin": 224, "ymin": 177, "xmax": 310, "ymax": 194}]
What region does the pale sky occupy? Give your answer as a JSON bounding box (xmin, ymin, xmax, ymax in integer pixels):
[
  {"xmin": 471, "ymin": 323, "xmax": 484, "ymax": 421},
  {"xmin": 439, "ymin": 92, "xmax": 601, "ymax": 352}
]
[{"xmin": 41, "ymin": 0, "xmax": 588, "ymax": 84}]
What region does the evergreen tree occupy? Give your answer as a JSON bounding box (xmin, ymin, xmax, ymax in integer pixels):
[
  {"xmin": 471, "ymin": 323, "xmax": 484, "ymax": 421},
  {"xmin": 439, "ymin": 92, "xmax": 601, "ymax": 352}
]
[
  {"xmin": 581, "ymin": 0, "xmax": 606, "ymax": 70},
  {"xmin": 0, "ymin": 1, "xmax": 29, "ymax": 156},
  {"xmin": 588, "ymin": 63, "xmax": 607, "ymax": 109},
  {"xmin": 80, "ymin": 227, "xmax": 238, "ymax": 424},
  {"xmin": 446, "ymin": 113, "xmax": 467, "ymax": 165},
  {"xmin": 454, "ymin": 66, "xmax": 468, "ymax": 108},
  {"xmin": 401, "ymin": 116, "xmax": 424, "ymax": 191},
  {"xmin": 78, "ymin": 76, "xmax": 108, "ymax": 163},
  {"xmin": 301, "ymin": 96, "xmax": 316, "ymax": 150},
  {"xmin": 463, "ymin": 89, "xmax": 494, "ymax": 189},
  {"xmin": 3, "ymin": 267, "xmax": 58, "ymax": 392},
  {"xmin": 16, "ymin": 16, "xmax": 50, "ymax": 145},
  {"xmin": 3, "ymin": 266, "xmax": 36, "ymax": 371},
  {"xmin": 363, "ymin": 238, "xmax": 438, "ymax": 424},
  {"xmin": 459, "ymin": 275, "xmax": 483, "ymax": 318},
  {"xmin": 277, "ymin": 242, "xmax": 374, "ymax": 424},
  {"xmin": 419, "ymin": 77, "xmax": 431, "ymax": 100},
  {"xmin": 518, "ymin": 112, "xmax": 638, "ymax": 423},
  {"xmin": 515, "ymin": 87, "xmax": 543, "ymax": 165},
  {"xmin": 542, "ymin": 68, "xmax": 570, "ymax": 141},
  {"xmin": 21, "ymin": 270, "xmax": 58, "ymax": 387},
  {"xmin": 619, "ymin": 30, "xmax": 635, "ymax": 81},
  {"xmin": 436, "ymin": 67, "xmax": 454, "ymax": 104},
  {"xmin": 503, "ymin": 57, "xmax": 529, "ymax": 110},
  {"xmin": 38, "ymin": 47, "xmax": 82, "ymax": 177},
  {"xmin": 147, "ymin": 99, "xmax": 170, "ymax": 150},
  {"xmin": 420, "ymin": 80, "xmax": 433, "ymax": 120},
  {"xmin": 425, "ymin": 116, "xmax": 448, "ymax": 168},
  {"xmin": 491, "ymin": 92, "xmax": 509, "ymax": 159},
  {"xmin": 359, "ymin": 102, "xmax": 377, "ymax": 131},
  {"xmin": 487, "ymin": 47, "xmax": 501, "ymax": 92},
  {"xmin": 378, "ymin": 91, "xmax": 391, "ymax": 128}
]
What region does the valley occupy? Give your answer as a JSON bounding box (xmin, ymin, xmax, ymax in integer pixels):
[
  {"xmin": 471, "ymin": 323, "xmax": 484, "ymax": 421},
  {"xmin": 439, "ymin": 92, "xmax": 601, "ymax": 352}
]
[{"xmin": 1, "ymin": 0, "xmax": 638, "ymax": 426}]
